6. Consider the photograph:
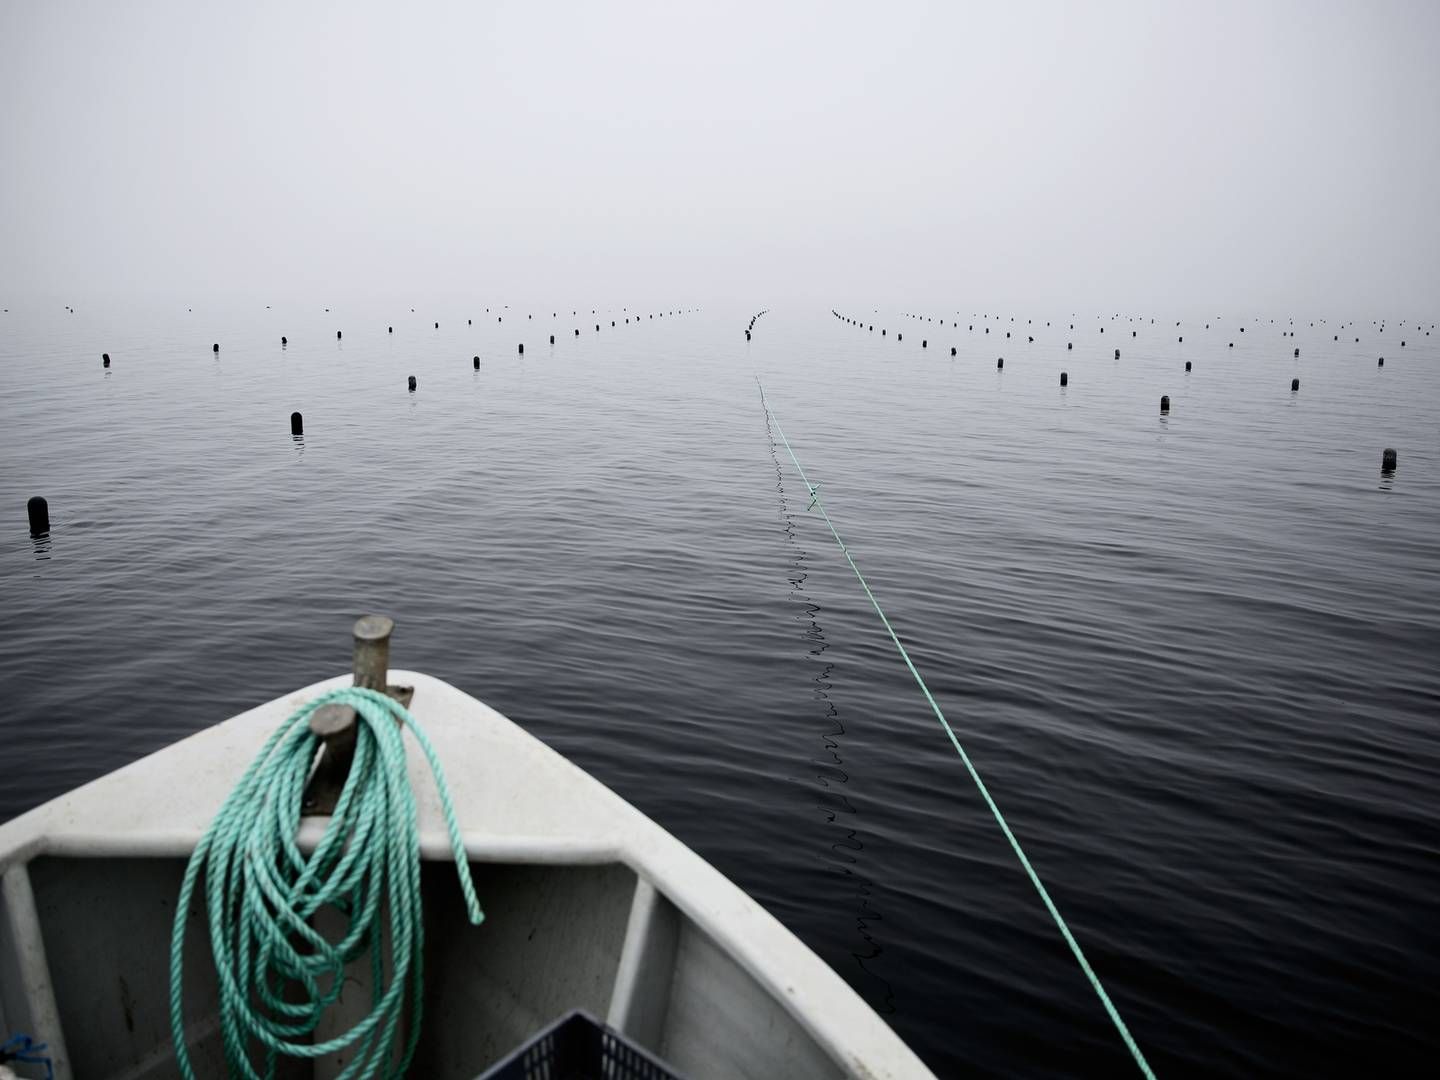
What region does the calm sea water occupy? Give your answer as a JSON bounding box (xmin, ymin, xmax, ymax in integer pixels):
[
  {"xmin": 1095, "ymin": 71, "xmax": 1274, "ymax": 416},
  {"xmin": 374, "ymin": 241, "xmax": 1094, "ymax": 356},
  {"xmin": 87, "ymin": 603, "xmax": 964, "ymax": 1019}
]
[{"xmin": 2, "ymin": 300, "xmax": 1437, "ymax": 1076}]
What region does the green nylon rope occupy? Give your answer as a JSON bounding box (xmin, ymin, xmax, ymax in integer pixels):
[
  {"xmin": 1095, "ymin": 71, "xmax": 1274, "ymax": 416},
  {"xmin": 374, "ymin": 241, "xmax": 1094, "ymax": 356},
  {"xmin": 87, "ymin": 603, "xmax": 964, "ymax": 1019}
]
[
  {"xmin": 169, "ymin": 686, "xmax": 484, "ymax": 1079},
  {"xmin": 758, "ymin": 382, "xmax": 1157, "ymax": 1080}
]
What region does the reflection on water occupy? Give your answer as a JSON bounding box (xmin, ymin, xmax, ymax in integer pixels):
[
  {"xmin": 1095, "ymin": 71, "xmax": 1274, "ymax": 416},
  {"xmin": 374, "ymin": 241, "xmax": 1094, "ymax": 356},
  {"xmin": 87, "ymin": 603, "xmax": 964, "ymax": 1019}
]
[{"xmin": 765, "ymin": 406, "xmax": 895, "ymax": 1014}]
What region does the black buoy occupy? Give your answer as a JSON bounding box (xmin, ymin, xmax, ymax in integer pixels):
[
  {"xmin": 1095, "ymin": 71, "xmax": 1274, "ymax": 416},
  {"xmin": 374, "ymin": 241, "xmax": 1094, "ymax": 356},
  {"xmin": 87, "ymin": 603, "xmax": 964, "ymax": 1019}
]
[
  {"xmin": 574, "ymin": 329, "xmax": 579, "ymax": 337},
  {"xmin": 1060, "ymin": 371, "xmax": 1068, "ymax": 386},
  {"xmin": 1028, "ymin": 336, "xmax": 1033, "ymax": 343},
  {"xmin": 290, "ymin": 411, "xmax": 303, "ymax": 436},
  {"xmin": 1228, "ymin": 342, "xmax": 1233, "ymax": 348},
  {"xmin": 27, "ymin": 495, "xmax": 48, "ymax": 534},
  {"xmin": 950, "ymin": 346, "xmax": 956, "ymax": 356},
  {"xmin": 102, "ymin": 353, "xmax": 110, "ymax": 367},
  {"xmin": 1115, "ymin": 349, "xmax": 1120, "ymax": 359},
  {"xmin": 518, "ymin": 343, "xmax": 524, "ymax": 355},
  {"xmin": 1160, "ymin": 395, "xmax": 1170, "ymax": 414},
  {"xmin": 212, "ymin": 343, "xmax": 219, "ymax": 353},
  {"xmin": 1185, "ymin": 360, "xmax": 1192, "ymax": 371},
  {"xmin": 473, "ymin": 356, "xmax": 480, "ymax": 369},
  {"xmin": 1291, "ymin": 378, "xmax": 1300, "ymax": 391},
  {"xmin": 1401, "ymin": 340, "xmax": 1406, "ymax": 346},
  {"xmin": 408, "ymin": 376, "xmax": 417, "ymax": 391},
  {"xmin": 1382, "ymin": 448, "xmax": 1397, "ymax": 472},
  {"xmin": 746, "ymin": 331, "xmax": 751, "ymax": 341},
  {"xmin": 1178, "ymin": 336, "xmax": 1183, "ymax": 343},
  {"xmin": 434, "ymin": 322, "xmax": 439, "ymax": 329},
  {"xmin": 1132, "ymin": 330, "xmax": 1136, "ymax": 337},
  {"xmin": 550, "ymin": 334, "xmax": 555, "ymax": 344},
  {"xmin": 922, "ymin": 339, "xmax": 927, "ymax": 347},
  {"xmin": 898, "ymin": 333, "xmax": 903, "ymax": 341},
  {"xmin": 281, "ymin": 336, "xmax": 287, "ymax": 346},
  {"xmin": 468, "ymin": 319, "xmax": 472, "ymax": 325},
  {"xmin": 595, "ymin": 324, "xmax": 599, "ymax": 332},
  {"xmin": 337, "ymin": 330, "xmax": 342, "ymax": 340},
  {"xmin": 1378, "ymin": 357, "xmax": 1384, "ymax": 366},
  {"xmin": 1294, "ymin": 347, "xmax": 1299, "ymax": 357},
  {"xmin": 997, "ymin": 357, "xmax": 1004, "ymax": 369},
  {"xmin": 1067, "ymin": 342, "xmax": 1072, "ymax": 350},
  {"xmin": 388, "ymin": 327, "xmax": 393, "ymax": 334}
]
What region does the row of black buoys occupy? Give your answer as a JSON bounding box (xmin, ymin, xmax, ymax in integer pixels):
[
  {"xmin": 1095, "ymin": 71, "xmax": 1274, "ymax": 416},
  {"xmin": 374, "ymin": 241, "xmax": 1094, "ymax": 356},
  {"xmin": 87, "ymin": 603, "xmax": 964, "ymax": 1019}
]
[
  {"xmin": 102, "ymin": 353, "xmax": 110, "ymax": 367},
  {"xmin": 291, "ymin": 411, "xmax": 303, "ymax": 436},
  {"xmin": 408, "ymin": 376, "xmax": 417, "ymax": 391},
  {"xmin": 1160, "ymin": 395, "xmax": 1170, "ymax": 414},
  {"xmin": 27, "ymin": 496, "xmax": 48, "ymax": 534},
  {"xmin": 1060, "ymin": 371, "xmax": 1068, "ymax": 386}
]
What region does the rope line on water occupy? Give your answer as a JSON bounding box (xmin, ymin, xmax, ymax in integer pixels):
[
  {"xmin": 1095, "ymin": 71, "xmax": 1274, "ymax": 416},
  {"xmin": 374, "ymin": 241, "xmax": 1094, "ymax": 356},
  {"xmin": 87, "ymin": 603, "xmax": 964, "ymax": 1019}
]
[
  {"xmin": 757, "ymin": 380, "xmax": 1156, "ymax": 1080},
  {"xmin": 169, "ymin": 686, "xmax": 483, "ymax": 1080}
]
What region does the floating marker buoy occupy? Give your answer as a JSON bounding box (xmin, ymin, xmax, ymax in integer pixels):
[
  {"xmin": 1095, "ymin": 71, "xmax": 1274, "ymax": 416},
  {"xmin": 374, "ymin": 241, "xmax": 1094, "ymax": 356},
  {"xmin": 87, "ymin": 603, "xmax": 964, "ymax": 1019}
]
[
  {"xmin": 212, "ymin": 343, "xmax": 219, "ymax": 353},
  {"xmin": 1160, "ymin": 395, "xmax": 1170, "ymax": 414},
  {"xmin": 1060, "ymin": 371, "xmax": 1068, "ymax": 386},
  {"xmin": 1378, "ymin": 357, "xmax": 1384, "ymax": 366},
  {"xmin": 950, "ymin": 346, "xmax": 956, "ymax": 356},
  {"xmin": 550, "ymin": 334, "xmax": 555, "ymax": 344},
  {"xmin": 408, "ymin": 376, "xmax": 417, "ymax": 391},
  {"xmin": 1294, "ymin": 348, "xmax": 1299, "ymax": 357},
  {"xmin": 473, "ymin": 356, "xmax": 480, "ymax": 369},
  {"xmin": 1291, "ymin": 378, "xmax": 1300, "ymax": 391},
  {"xmin": 102, "ymin": 353, "xmax": 110, "ymax": 367},
  {"xmin": 290, "ymin": 411, "xmax": 303, "ymax": 436},
  {"xmin": 1115, "ymin": 349, "xmax": 1120, "ymax": 359},
  {"xmin": 518, "ymin": 343, "xmax": 524, "ymax": 355},
  {"xmin": 27, "ymin": 495, "xmax": 48, "ymax": 534},
  {"xmin": 922, "ymin": 339, "xmax": 927, "ymax": 347},
  {"xmin": 1185, "ymin": 361, "xmax": 1192, "ymax": 372},
  {"xmin": 337, "ymin": 331, "xmax": 342, "ymax": 340},
  {"xmin": 1382, "ymin": 448, "xmax": 1397, "ymax": 472},
  {"xmin": 281, "ymin": 336, "xmax": 287, "ymax": 346},
  {"xmin": 1067, "ymin": 342, "xmax": 1072, "ymax": 350},
  {"xmin": 997, "ymin": 357, "xmax": 1004, "ymax": 369}
]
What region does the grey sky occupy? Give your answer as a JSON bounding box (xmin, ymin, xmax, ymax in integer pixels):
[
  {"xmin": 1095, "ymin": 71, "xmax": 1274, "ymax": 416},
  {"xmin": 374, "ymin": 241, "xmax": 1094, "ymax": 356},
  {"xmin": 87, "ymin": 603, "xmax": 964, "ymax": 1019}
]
[{"xmin": 3, "ymin": 0, "xmax": 1437, "ymax": 314}]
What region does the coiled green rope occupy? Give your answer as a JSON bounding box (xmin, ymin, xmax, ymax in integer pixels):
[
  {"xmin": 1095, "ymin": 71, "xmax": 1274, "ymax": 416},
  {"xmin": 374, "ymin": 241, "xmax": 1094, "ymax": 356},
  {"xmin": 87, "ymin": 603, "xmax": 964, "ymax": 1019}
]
[
  {"xmin": 168, "ymin": 686, "xmax": 483, "ymax": 1079},
  {"xmin": 759, "ymin": 382, "xmax": 1156, "ymax": 1079}
]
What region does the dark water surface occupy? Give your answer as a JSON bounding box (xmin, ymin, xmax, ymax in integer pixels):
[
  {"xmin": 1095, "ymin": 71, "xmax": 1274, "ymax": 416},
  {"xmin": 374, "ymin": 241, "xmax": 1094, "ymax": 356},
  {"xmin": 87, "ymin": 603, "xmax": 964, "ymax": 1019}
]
[{"xmin": 3, "ymin": 301, "xmax": 1438, "ymax": 1076}]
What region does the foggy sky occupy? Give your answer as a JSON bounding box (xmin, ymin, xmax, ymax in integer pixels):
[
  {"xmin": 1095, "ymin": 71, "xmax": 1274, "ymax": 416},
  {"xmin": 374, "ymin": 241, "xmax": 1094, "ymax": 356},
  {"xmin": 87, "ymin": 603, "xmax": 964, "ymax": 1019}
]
[{"xmin": 3, "ymin": 0, "xmax": 1437, "ymax": 315}]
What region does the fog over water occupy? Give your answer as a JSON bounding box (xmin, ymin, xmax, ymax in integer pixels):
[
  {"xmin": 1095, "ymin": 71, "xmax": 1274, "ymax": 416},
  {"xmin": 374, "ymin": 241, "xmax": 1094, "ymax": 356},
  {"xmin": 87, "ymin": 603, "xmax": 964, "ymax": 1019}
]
[{"xmin": 2, "ymin": 0, "xmax": 1437, "ymax": 313}]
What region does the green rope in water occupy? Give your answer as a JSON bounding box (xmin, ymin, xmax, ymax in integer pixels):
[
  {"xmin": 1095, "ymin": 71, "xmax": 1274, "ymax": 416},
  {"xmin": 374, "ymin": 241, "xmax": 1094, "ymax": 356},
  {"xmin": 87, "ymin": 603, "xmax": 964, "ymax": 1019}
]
[
  {"xmin": 168, "ymin": 686, "xmax": 483, "ymax": 1079},
  {"xmin": 758, "ymin": 381, "xmax": 1157, "ymax": 1080}
]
